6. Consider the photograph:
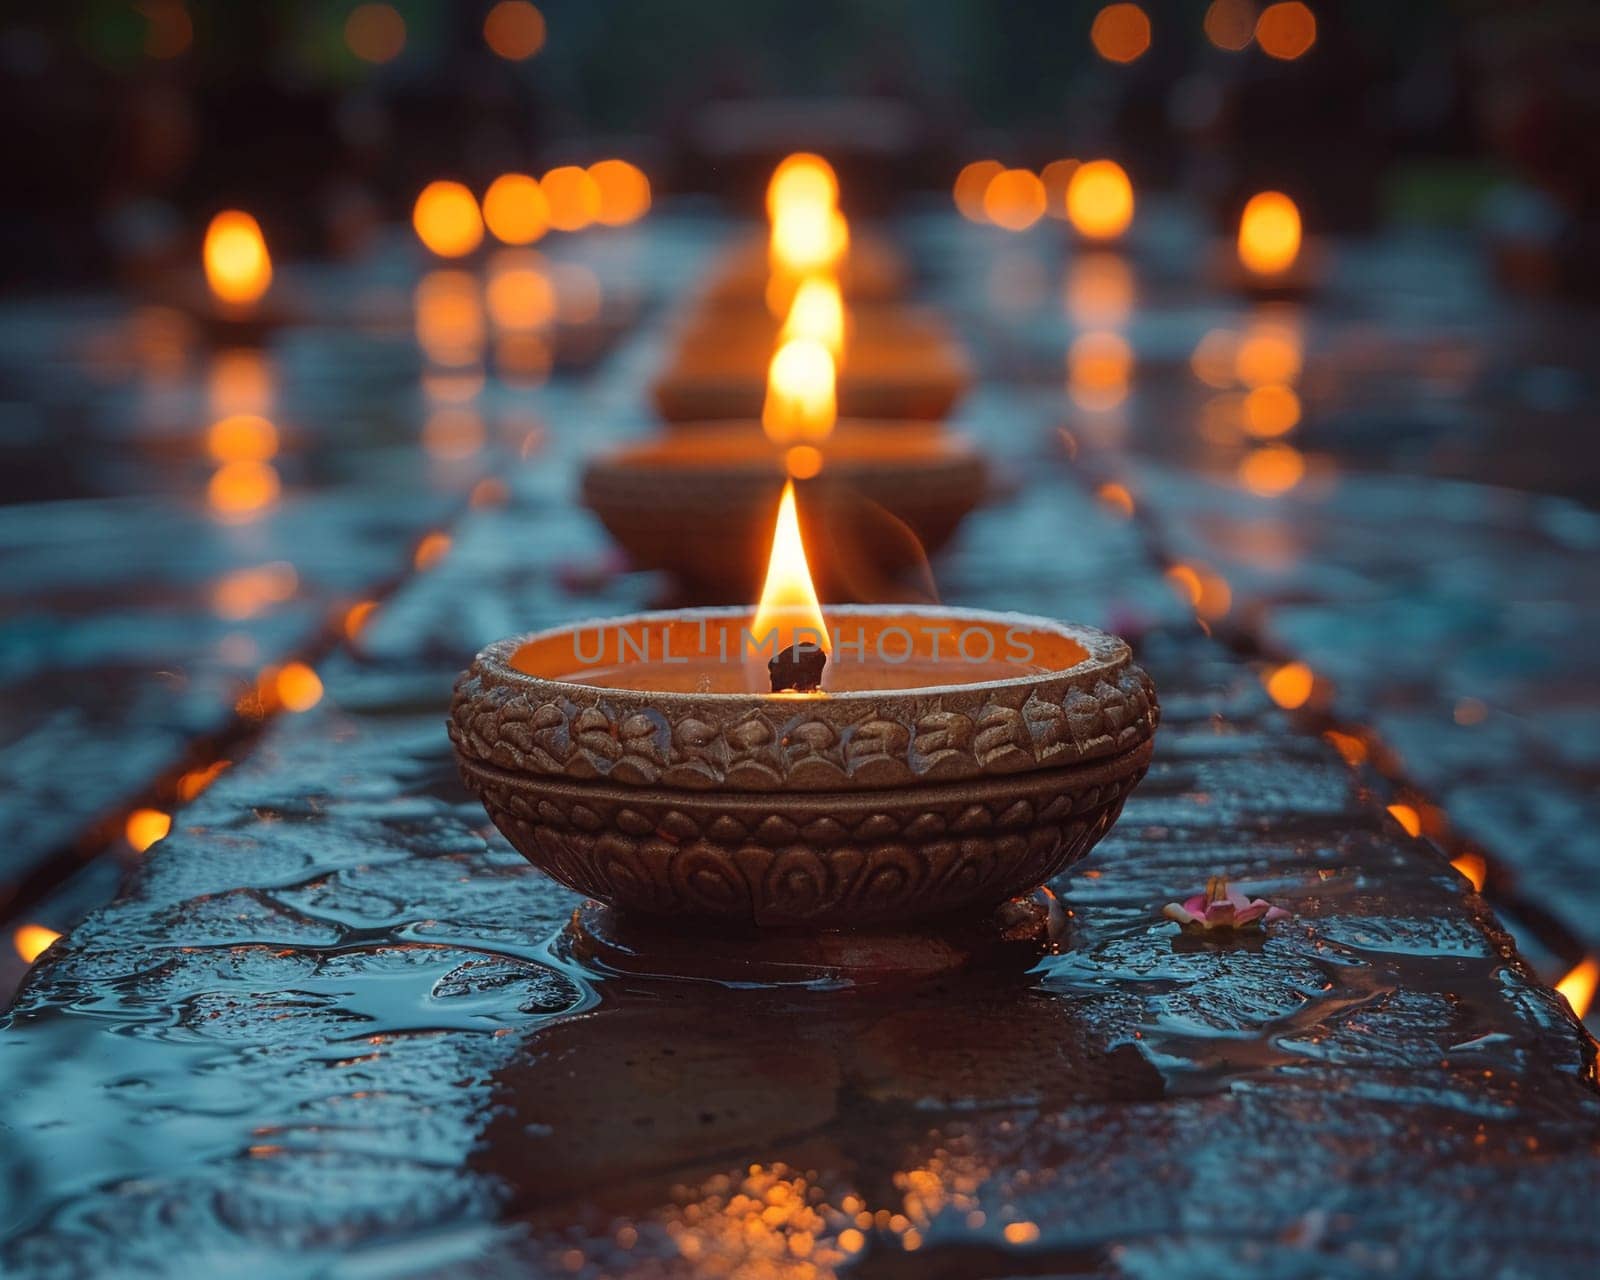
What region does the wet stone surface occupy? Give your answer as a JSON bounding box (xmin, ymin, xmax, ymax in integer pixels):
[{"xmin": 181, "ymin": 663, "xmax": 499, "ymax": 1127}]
[{"xmin": 2, "ymin": 212, "xmax": 1599, "ymax": 1275}]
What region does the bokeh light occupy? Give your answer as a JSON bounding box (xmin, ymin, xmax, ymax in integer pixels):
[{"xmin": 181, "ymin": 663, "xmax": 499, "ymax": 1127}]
[
  {"xmin": 1242, "ymin": 384, "xmax": 1301, "ymax": 437},
  {"xmin": 1068, "ymin": 332, "xmax": 1134, "ymax": 410},
  {"xmin": 953, "ymin": 160, "xmax": 1004, "ymax": 223},
  {"xmin": 1065, "ymin": 160, "xmax": 1134, "ymax": 241},
  {"xmin": 208, "ymin": 461, "xmax": 280, "ymax": 520},
  {"xmin": 344, "ymin": 3, "xmax": 406, "ymax": 64},
  {"xmin": 125, "ymin": 808, "xmax": 172, "ymax": 852},
  {"xmin": 482, "ymin": 173, "xmax": 548, "ymax": 245},
  {"xmin": 541, "ymin": 166, "xmax": 601, "ymax": 232},
  {"xmin": 982, "ymin": 168, "xmax": 1047, "ymax": 231},
  {"xmin": 202, "ymin": 211, "xmax": 272, "ymax": 306},
  {"xmin": 275, "ymin": 662, "xmax": 324, "ymax": 712},
  {"xmin": 1237, "ymin": 191, "xmax": 1302, "ymax": 275},
  {"xmin": 1040, "ymin": 159, "xmax": 1081, "ymax": 218},
  {"xmin": 206, "ymin": 414, "xmax": 278, "ymax": 463},
  {"xmin": 767, "ymin": 154, "xmax": 839, "ymax": 222},
  {"xmin": 1238, "ymin": 443, "xmax": 1306, "ymax": 495},
  {"xmin": 1256, "ymin": 2, "xmax": 1316, "ymax": 60},
  {"xmin": 1264, "ymin": 661, "xmax": 1314, "ymax": 708},
  {"xmin": 1204, "ymin": 0, "xmax": 1256, "ymax": 51},
  {"xmin": 1090, "ymin": 4, "xmax": 1151, "ymax": 64},
  {"xmin": 413, "ymin": 181, "xmax": 484, "ymax": 258},
  {"xmin": 483, "ymin": 1, "xmax": 546, "ymax": 60},
  {"xmin": 588, "ymin": 160, "xmax": 651, "ymax": 226}
]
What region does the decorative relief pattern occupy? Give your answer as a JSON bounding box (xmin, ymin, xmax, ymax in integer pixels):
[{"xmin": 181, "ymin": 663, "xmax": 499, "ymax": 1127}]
[
  {"xmin": 458, "ymin": 752, "xmax": 1149, "ymax": 928},
  {"xmin": 449, "ymin": 633, "xmax": 1159, "ymax": 795}
]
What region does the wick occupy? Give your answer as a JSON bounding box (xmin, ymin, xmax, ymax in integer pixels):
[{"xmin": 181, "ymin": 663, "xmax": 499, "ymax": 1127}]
[{"xmin": 769, "ymin": 642, "xmax": 827, "ymax": 694}]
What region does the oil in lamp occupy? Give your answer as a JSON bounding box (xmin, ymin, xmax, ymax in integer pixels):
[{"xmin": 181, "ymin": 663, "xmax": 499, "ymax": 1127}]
[
  {"xmin": 586, "ymin": 317, "xmax": 987, "ymax": 599},
  {"xmin": 1216, "ymin": 190, "xmax": 1325, "ymax": 298},
  {"xmin": 452, "ymin": 483, "xmax": 1158, "ymax": 981}
]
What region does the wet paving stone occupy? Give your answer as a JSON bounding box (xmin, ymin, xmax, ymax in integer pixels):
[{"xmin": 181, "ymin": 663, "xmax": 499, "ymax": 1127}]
[{"xmin": 2, "ymin": 213, "xmax": 1598, "ymax": 1276}]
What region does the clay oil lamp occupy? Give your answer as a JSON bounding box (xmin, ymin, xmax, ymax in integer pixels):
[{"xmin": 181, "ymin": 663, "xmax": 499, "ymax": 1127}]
[
  {"xmin": 656, "ymin": 277, "xmax": 971, "ymax": 423},
  {"xmin": 697, "ymin": 154, "xmax": 910, "ymax": 310},
  {"xmin": 586, "ymin": 326, "xmax": 987, "ymax": 599},
  {"xmin": 452, "ymin": 483, "xmax": 1159, "ymax": 981},
  {"xmin": 1214, "ymin": 191, "xmax": 1326, "ymax": 300},
  {"xmin": 160, "ymin": 210, "xmax": 294, "ymax": 345}
]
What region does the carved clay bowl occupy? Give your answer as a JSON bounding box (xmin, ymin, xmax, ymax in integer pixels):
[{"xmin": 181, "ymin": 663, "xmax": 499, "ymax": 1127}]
[
  {"xmin": 450, "ymin": 606, "xmax": 1159, "ymax": 932},
  {"xmin": 580, "ymin": 422, "xmax": 988, "ymax": 600},
  {"xmin": 653, "ymin": 304, "xmax": 970, "ymax": 422}
]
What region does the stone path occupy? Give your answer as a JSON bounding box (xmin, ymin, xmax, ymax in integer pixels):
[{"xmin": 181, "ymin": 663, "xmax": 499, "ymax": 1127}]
[{"xmin": 2, "ymin": 211, "xmax": 1598, "ymax": 1277}]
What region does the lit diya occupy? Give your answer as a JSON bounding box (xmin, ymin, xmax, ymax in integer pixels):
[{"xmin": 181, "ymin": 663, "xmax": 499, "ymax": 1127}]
[
  {"xmin": 697, "ymin": 154, "xmax": 910, "ymax": 309},
  {"xmin": 160, "ymin": 210, "xmax": 295, "ymax": 344},
  {"xmin": 587, "ymin": 323, "xmax": 987, "ymax": 599},
  {"xmin": 451, "ymin": 482, "xmax": 1159, "ymax": 979},
  {"xmin": 1213, "ymin": 191, "xmax": 1326, "ymax": 299}
]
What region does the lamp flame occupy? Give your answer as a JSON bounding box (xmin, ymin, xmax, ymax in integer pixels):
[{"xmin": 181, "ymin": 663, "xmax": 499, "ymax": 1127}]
[
  {"xmin": 14, "ymin": 924, "xmax": 61, "ymax": 965},
  {"xmin": 766, "ymin": 154, "xmax": 838, "ymax": 222},
  {"xmin": 1065, "ymin": 160, "xmax": 1134, "ymax": 241},
  {"xmin": 750, "ymin": 480, "xmax": 830, "ymax": 662},
  {"xmin": 780, "ymin": 276, "xmax": 846, "ymax": 360},
  {"xmin": 1238, "ymin": 191, "xmax": 1302, "ymax": 276},
  {"xmin": 1556, "ymin": 957, "xmax": 1598, "ymax": 1020},
  {"xmin": 203, "ymin": 211, "xmax": 272, "ymax": 306},
  {"xmin": 767, "ymin": 154, "xmax": 846, "ymax": 288},
  {"xmin": 763, "ymin": 339, "xmax": 836, "ymax": 445}
]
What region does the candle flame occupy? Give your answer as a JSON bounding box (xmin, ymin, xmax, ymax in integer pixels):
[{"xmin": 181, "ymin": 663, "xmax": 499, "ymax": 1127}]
[
  {"xmin": 766, "ymin": 154, "xmax": 838, "ymax": 222},
  {"xmin": 14, "ymin": 924, "xmax": 61, "ymax": 965},
  {"xmin": 1065, "ymin": 160, "xmax": 1134, "ymax": 241},
  {"xmin": 1238, "ymin": 191, "xmax": 1302, "ymax": 275},
  {"xmin": 1557, "ymin": 957, "xmax": 1598, "ymax": 1020},
  {"xmin": 203, "ymin": 211, "xmax": 272, "ymax": 306},
  {"xmin": 780, "ymin": 276, "xmax": 846, "ymax": 360},
  {"xmin": 750, "ymin": 480, "xmax": 830, "ymax": 662},
  {"xmin": 763, "ymin": 339, "xmax": 836, "ymax": 446}
]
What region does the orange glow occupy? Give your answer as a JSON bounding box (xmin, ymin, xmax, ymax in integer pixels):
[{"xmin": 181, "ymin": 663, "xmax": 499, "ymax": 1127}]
[
  {"xmin": 983, "ymin": 168, "xmax": 1047, "ymax": 231},
  {"xmin": 177, "ymin": 759, "xmax": 231, "ymax": 801},
  {"xmin": 1235, "ymin": 323, "xmax": 1302, "ymax": 386},
  {"xmin": 1238, "ymin": 443, "xmax": 1306, "ymax": 496},
  {"xmin": 1386, "ymin": 803, "xmax": 1422, "ymax": 837},
  {"xmin": 1167, "ymin": 564, "xmax": 1203, "ymax": 607},
  {"xmin": 208, "ymin": 460, "xmax": 280, "ymax": 519},
  {"xmin": 414, "ymin": 531, "xmax": 451, "ymax": 570},
  {"xmin": 1204, "ymin": 0, "xmax": 1256, "ymax": 50},
  {"xmin": 1256, "ymin": 2, "xmax": 1316, "ymax": 60},
  {"xmin": 766, "ymin": 154, "xmax": 839, "ymax": 223},
  {"xmin": 212, "ymin": 561, "xmax": 297, "ymax": 619},
  {"xmin": 14, "ymin": 925, "xmax": 60, "ymax": 965},
  {"xmin": 541, "ymin": 166, "xmax": 601, "ymax": 232},
  {"xmin": 785, "ymin": 445, "xmax": 823, "ymax": 479},
  {"xmin": 421, "ymin": 368, "xmax": 485, "ymax": 403},
  {"xmin": 412, "ymin": 181, "xmax": 484, "ymax": 258},
  {"xmin": 750, "ymin": 480, "xmax": 830, "ymax": 661},
  {"xmin": 1090, "ymin": 4, "xmax": 1151, "ymax": 63},
  {"xmin": 208, "ymin": 350, "xmax": 274, "ymax": 416},
  {"xmin": 1191, "ymin": 328, "xmax": 1240, "ymax": 389},
  {"xmin": 1556, "ymin": 958, "xmax": 1598, "ymax": 1019},
  {"xmin": 126, "ymin": 808, "xmax": 172, "ymax": 852},
  {"xmin": 275, "ymin": 662, "xmax": 323, "ymax": 712},
  {"xmin": 762, "ymin": 339, "xmax": 837, "ymax": 444},
  {"xmin": 1040, "ymin": 159, "xmax": 1081, "ymax": 217},
  {"xmin": 1238, "ymin": 191, "xmax": 1302, "ymax": 276},
  {"xmin": 1004, "ymin": 1222, "xmax": 1042, "ymax": 1245},
  {"xmin": 1242, "ymin": 384, "xmax": 1301, "ymax": 437},
  {"xmin": 482, "ymin": 174, "xmax": 549, "ymax": 245},
  {"xmin": 415, "ymin": 270, "xmax": 484, "ymax": 366},
  {"xmin": 954, "ymin": 160, "xmax": 1005, "ymax": 223},
  {"xmin": 422, "ymin": 407, "xmax": 486, "ymax": 460},
  {"xmin": 1323, "ymin": 729, "xmax": 1368, "ymax": 766},
  {"xmin": 202, "ymin": 211, "xmax": 272, "ymax": 307},
  {"xmin": 1264, "ymin": 661, "xmax": 1314, "ymax": 709},
  {"xmin": 486, "ymin": 259, "xmax": 556, "ymax": 330},
  {"xmin": 1065, "ymin": 160, "xmax": 1134, "ymax": 241},
  {"xmin": 770, "ymin": 205, "xmax": 848, "ymax": 280},
  {"xmin": 138, "ymin": 0, "xmax": 193, "ymax": 58},
  {"xmin": 1097, "ymin": 482, "xmax": 1135, "ymax": 518},
  {"xmin": 1068, "ymin": 331, "xmax": 1133, "ymax": 410},
  {"xmin": 497, "ymin": 333, "xmax": 552, "ymax": 384},
  {"xmin": 344, "ymin": 600, "xmax": 379, "ymax": 641},
  {"xmin": 483, "ymin": 1, "xmax": 545, "ymax": 59},
  {"xmin": 1452, "ymin": 852, "xmax": 1487, "ymax": 892},
  {"xmin": 1065, "ymin": 252, "xmax": 1134, "ymax": 327},
  {"xmin": 345, "ymin": 3, "xmax": 406, "ymax": 63},
  {"xmin": 206, "ymin": 413, "xmax": 279, "ymax": 463},
  {"xmin": 1454, "ymin": 697, "xmax": 1488, "ymax": 725},
  {"xmin": 779, "ymin": 276, "xmax": 847, "ymax": 360},
  {"xmin": 588, "ymin": 160, "xmax": 651, "ymax": 226}
]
